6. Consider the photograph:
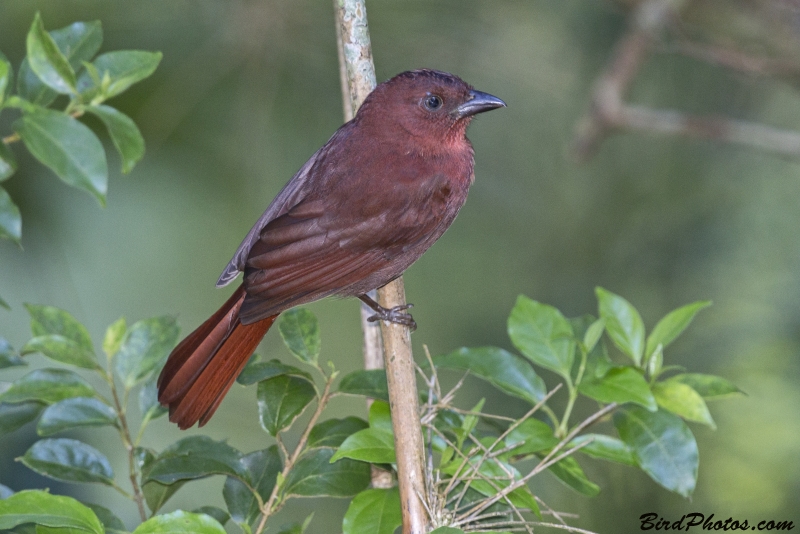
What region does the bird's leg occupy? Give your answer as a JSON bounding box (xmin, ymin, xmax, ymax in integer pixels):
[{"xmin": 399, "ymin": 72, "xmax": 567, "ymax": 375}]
[{"xmin": 359, "ymin": 294, "xmax": 417, "ymax": 331}]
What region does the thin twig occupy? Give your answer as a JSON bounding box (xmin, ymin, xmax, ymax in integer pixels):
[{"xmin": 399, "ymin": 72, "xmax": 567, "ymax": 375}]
[
  {"xmin": 428, "ymin": 427, "xmax": 528, "ymax": 533},
  {"xmin": 445, "ymin": 408, "xmax": 517, "ymax": 423},
  {"xmin": 527, "ymin": 522, "xmax": 600, "ymax": 534},
  {"xmin": 253, "ymin": 373, "xmax": 336, "ymax": 534},
  {"xmin": 275, "ymin": 433, "xmax": 289, "ymax": 462},
  {"xmin": 535, "ymin": 496, "xmax": 570, "ymax": 526},
  {"xmin": 453, "ymin": 382, "xmax": 564, "ymax": 506},
  {"xmin": 457, "ymin": 403, "xmax": 618, "ymax": 523},
  {"xmin": 420, "ymin": 371, "xmax": 470, "ymax": 425},
  {"xmin": 105, "ymin": 373, "xmax": 147, "ymax": 521}
]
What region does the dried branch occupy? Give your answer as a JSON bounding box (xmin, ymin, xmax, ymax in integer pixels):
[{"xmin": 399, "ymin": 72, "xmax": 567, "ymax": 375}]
[
  {"xmin": 573, "ymin": 0, "xmax": 800, "ymax": 160},
  {"xmin": 457, "ymin": 402, "xmax": 617, "ymax": 523}
]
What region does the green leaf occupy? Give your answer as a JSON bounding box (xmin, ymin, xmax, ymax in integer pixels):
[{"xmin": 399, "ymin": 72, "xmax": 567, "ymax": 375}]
[
  {"xmin": 17, "ymin": 59, "xmax": 57, "ymax": 107},
  {"xmin": 433, "ymin": 347, "xmax": 547, "ymax": 403},
  {"xmin": 545, "ymin": 454, "xmax": 600, "ymax": 496},
  {"xmin": 508, "ymin": 295, "xmax": 575, "ymax": 380},
  {"xmin": 331, "ymin": 427, "xmax": 396, "ymax": 464},
  {"xmin": 429, "ymin": 528, "xmax": 464, "ymax": 534},
  {"xmin": 142, "ymin": 479, "xmax": 184, "ymax": 516},
  {"xmin": 669, "ymin": 373, "xmax": 744, "ymax": 400},
  {"xmin": 274, "ymin": 515, "xmax": 313, "ymax": 534},
  {"xmin": 278, "ymin": 308, "xmax": 320, "ymax": 365},
  {"xmin": 652, "ymin": 379, "xmax": 716, "ymax": 428},
  {"xmin": 583, "ymin": 318, "xmax": 605, "ymax": 353},
  {"xmin": 49, "ymin": 21, "xmax": 103, "ymax": 71},
  {"xmin": 0, "ymin": 143, "xmax": 17, "ymax": 182},
  {"xmin": 282, "ymin": 448, "xmax": 370, "ymax": 498},
  {"xmin": 139, "ymin": 379, "xmax": 167, "ymax": 424},
  {"xmin": 236, "ymin": 359, "xmax": 312, "ymax": 386},
  {"xmin": 102, "ymin": 317, "xmax": 126, "ymax": 358},
  {"xmin": 20, "ymin": 438, "xmax": 114, "ymax": 485},
  {"xmin": 84, "ymin": 503, "xmax": 126, "ymax": 534},
  {"xmin": 0, "ymin": 401, "xmax": 45, "ymax": 435},
  {"xmin": 645, "ymin": 301, "xmax": 711, "ymax": 359},
  {"xmin": 579, "ymin": 367, "xmax": 657, "ymax": 410},
  {"xmin": 78, "ymin": 51, "xmax": 162, "ymax": 100},
  {"xmin": 114, "ymin": 316, "xmax": 178, "ymax": 389},
  {"xmin": 0, "ymin": 186, "xmax": 21, "ymax": 244},
  {"xmin": 342, "ymin": 488, "xmax": 401, "ymax": 534},
  {"xmin": 0, "ymin": 490, "xmax": 103, "ymax": 533},
  {"xmin": 50, "ymin": 20, "xmax": 103, "ymax": 71},
  {"xmin": 583, "ymin": 337, "xmax": 615, "ymax": 380},
  {"xmin": 257, "ymin": 374, "xmax": 316, "ymax": 436},
  {"xmin": 0, "ymin": 368, "xmax": 95, "ymax": 405},
  {"xmin": 307, "ymin": 417, "xmax": 368, "ymax": 449},
  {"xmin": 368, "ymin": 400, "xmax": 393, "ymax": 432},
  {"xmin": 14, "ymin": 107, "xmax": 108, "ymax": 206},
  {"xmin": 223, "ymin": 446, "xmax": 281, "ymax": 527},
  {"xmin": 336, "ymin": 369, "xmax": 389, "ymax": 401},
  {"xmin": 508, "ymin": 486, "xmax": 540, "ymax": 517},
  {"xmin": 614, "ymin": 405, "xmax": 698, "ymax": 497},
  {"xmin": 26, "ymin": 13, "xmax": 77, "ymax": 94},
  {"xmin": 0, "ymin": 52, "xmax": 11, "ymax": 107},
  {"xmin": 0, "ymin": 338, "xmax": 25, "ymax": 369},
  {"xmin": 22, "ymin": 336, "xmax": 99, "ymax": 370},
  {"xmin": 137, "ymin": 448, "xmax": 184, "ymax": 515},
  {"xmin": 596, "ymin": 287, "xmax": 645, "ymax": 365},
  {"xmin": 85, "ymin": 105, "xmax": 144, "ymax": 174},
  {"xmin": 37, "ymin": 397, "xmax": 117, "ymax": 436},
  {"xmin": 647, "ymin": 343, "xmax": 663, "ymax": 377},
  {"xmin": 570, "ymin": 433, "xmax": 636, "ymax": 465},
  {"xmin": 192, "ymin": 507, "xmax": 229, "ymax": 528},
  {"xmin": 131, "ymin": 510, "xmax": 226, "ymax": 534},
  {"xmin": 458, "ymin": 398, "xmax": 484, "ymax": 449},
  {"xmin": 143, "ymin": 435, "xmax": 248, "ymax": 486},
  {"xmin": 505, "ymin": 419, "xmax": 559, "ymax": 457},
  {"xmin": 17, "ymin": 20, "xmax": 102, "ymax": 106},
  {"xmin": 24, "ymin": 304, "xmax": 93, "ymax": 357}
]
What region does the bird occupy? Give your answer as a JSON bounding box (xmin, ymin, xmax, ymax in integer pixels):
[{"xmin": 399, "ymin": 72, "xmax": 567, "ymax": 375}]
[{"xmin": 157, "ymin": 69, "xmax": 505, "ymax": 429}]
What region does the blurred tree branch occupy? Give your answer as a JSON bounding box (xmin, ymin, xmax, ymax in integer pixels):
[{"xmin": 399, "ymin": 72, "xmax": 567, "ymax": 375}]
[{"xmin": 574, "ymin": 0, "xmax": 800, "ymax": 160}]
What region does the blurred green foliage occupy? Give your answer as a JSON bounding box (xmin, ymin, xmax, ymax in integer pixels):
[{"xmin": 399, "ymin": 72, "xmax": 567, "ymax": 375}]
[{"xmin": 1, "ymin": 0, "xmax": 799, "ymax": 532}]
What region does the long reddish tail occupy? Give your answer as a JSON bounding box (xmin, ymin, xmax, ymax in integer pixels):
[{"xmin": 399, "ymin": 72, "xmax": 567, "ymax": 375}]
[{"xmin": 157, "ymin": 285, "xmax": 277, "ymax": 429}]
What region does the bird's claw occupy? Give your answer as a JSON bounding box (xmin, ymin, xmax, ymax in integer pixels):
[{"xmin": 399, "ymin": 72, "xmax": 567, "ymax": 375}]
[{"xmin": 367, "ymin": 303, "xmax": 417, "ymax": 331}]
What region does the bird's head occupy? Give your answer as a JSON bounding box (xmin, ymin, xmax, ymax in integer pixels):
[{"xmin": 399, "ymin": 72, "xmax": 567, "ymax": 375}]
[{"xmin": 357, "ymin": 69, "xmax": 505, "ymax": 150}]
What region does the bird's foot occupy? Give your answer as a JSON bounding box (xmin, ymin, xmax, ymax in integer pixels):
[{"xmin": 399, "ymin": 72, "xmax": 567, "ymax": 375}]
[
  {"xmin": 359, "ymin": 294, "xmax": 417, "ymax": 331},
  {"xmin": 367, "ymin": 304, "xmax": 417, "ymax": 331},
  {"xmin": 367, "ymin": 303, "xmax": 417, "ymax": 331}
]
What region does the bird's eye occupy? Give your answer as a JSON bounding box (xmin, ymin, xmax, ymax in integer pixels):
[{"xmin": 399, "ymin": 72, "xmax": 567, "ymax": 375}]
[{"xmin": 422, "ymin": 94, "xmax": 443, "ymax": 111}]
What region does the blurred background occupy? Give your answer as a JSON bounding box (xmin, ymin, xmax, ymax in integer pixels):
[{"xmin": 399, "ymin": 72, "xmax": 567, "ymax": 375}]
[{"xmin": 1, "ymin": 0, "xmax": 799, "ymax": 532}]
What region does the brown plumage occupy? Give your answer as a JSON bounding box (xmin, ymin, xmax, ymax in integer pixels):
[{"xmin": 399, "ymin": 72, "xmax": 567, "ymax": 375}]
[{"xmin": 158, "ymin": 70, "xmax": 505, "ymax": 429}]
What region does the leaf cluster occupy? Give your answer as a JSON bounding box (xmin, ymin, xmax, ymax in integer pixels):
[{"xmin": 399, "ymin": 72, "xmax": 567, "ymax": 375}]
[
  {"xmin": 0, "ymin": 307, "xmax": 372, "ymax": 534},
  {"xmin": 0, "ymin": 13, "xmax": 161, "ymax": 249},
  {"xmin": 385, "ymin": 287, "xmax": 742, "ymax": 533},
  {"xmin": 0, "ymin": 288, "xmax": 742, "ymax": 534}
]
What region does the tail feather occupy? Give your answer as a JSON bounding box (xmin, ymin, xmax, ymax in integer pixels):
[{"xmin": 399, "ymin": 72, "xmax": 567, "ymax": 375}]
[{"xmin": 158, "ymin": 285, "xmax": 277, "ymax": 429}]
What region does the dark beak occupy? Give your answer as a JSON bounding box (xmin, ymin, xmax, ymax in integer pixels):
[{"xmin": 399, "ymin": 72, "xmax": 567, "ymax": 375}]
[{"xmin": 454, "ymin": 89, "xmax": 506, "ymax": 118}]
